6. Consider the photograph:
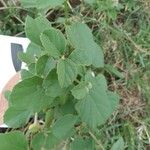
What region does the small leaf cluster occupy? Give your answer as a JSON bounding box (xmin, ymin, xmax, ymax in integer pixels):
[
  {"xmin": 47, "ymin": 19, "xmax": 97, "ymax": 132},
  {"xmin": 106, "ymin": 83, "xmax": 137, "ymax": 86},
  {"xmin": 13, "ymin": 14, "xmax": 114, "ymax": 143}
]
[{"xmin": 1, "ymin": 15, "xmax": 119, "ymax": 149}]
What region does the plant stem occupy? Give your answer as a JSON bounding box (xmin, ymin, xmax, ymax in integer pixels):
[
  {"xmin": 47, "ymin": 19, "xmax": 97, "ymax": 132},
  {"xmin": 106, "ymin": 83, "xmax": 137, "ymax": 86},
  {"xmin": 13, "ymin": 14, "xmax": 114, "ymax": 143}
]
[
  {"xmin": 89, "ymin": 131, "xmax": 105, "ymax": 150},
  {"xmin": 34, "ymin": 113, "xmax": 38, "ymax": 124},
  {"xmin": 64, "ymin": 0, "xmax": 69, "ymax": 22}
]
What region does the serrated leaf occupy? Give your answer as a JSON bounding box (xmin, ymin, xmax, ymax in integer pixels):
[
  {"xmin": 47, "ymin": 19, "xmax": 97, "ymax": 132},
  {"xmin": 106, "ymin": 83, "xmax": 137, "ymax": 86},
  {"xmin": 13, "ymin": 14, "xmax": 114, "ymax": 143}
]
[
  {"xmin": 70, "ymin": 137, "xmax": 94, "ymax": 150},
  {"xmin": 43, "ymin": 69, "xmax": 66, "ymax": 98},
  {"xmin": 67, "ymin": 22, "xmax": 104, "ymax": 68},
  {"xmin": 36, "ymin": 55, "xmax": 56, "ymax": 77},
  {"xmin": 21, "ymin": 69, "xmax": 34, "ymax": 80},
  {"xmin": 4, "ymin": 107, "xmax": 32, "ymax": 128},
  {"xmin": 52, "ymin": 114, "xmax": 78, "ymax": 139},
  {"xmin": 111, "ymin": 137, "xmax": 124, "ymax": 150},
  {"xmin": 0, "ymin": 131, "xmax": 28, "ymax": 150},
  {"xmin": 4, "ymin": 77, "xmax": 54, "ymax": 127},
  {"xmin": 20, "ymin": 0, "xmax": 65, "ymax": 9},
  {"xmin": 71, "ymin": 81, "xmax": 90, "ymax": 99},
  {"xmin": 57, "ymin": 58, "xmax": 77, "ymax": 87},
  {"xmin": 76, "ymin": 74, "xmax": 119, "ymax": 129},
  {"xmin": 40, "ymin": 29, "xmax": 66, "ymax": 58},
  {"xmin": 25, "ymin": 16, "xmax": 50, "ymax": 46}
]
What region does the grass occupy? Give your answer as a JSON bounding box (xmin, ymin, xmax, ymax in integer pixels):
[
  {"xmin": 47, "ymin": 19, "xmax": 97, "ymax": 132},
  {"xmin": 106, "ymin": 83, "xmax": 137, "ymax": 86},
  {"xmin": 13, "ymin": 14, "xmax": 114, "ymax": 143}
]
[{"xmin": 0, "ymin": 0, "xmax": 150, "ymax": 149}]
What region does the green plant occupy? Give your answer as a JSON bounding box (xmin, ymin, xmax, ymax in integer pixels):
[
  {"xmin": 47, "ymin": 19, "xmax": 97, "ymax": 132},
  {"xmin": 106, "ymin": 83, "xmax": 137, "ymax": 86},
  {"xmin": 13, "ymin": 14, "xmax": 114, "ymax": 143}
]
[{"xmin": 0, "ymin": 15, "xmax": 119, "ymax": 149}]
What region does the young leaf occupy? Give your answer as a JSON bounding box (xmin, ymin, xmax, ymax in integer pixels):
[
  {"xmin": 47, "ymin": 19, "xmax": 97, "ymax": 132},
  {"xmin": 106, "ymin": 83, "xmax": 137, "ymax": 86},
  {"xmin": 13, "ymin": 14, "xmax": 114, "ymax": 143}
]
[
  {"xmin": 71, "ymin": 81, "xmax": 91, "ymax": 99},
  {"xmin": 43, "ymin": 69, "xmax": 66, "ymax": 98},
  {"xmin": 76, "ymin": 74, "xmax": 119, "ymax": 130},
  {"xmin": 52, "ymin": 114, "xmax": 78, "ymax": 139},
  {"xmin": 40, "ymin": 28, "xmax": 66, "ymax": 58},
  {"xmin": 111, "ymin": 137, "xmax": 124, "ymax": 150},
  {"xmin": 20, "ymin": 0, "xmax": 65, "ymax": 9},
  {"xmin": 66, "ymin": 22, "xmax": 104, "ymax": 68},
  {"xmin": 57, "ymin": 58, "xmax": 77, "ymax": 87},
  {"xmin": 0, "ymin": 131, "xmax": 28, "ymax": 150},
  {"xmin": 25, "ymin": 16, "xmax": 51, "ymax": 46},
  {"xmin": 36, "ymin": 55, "xmax": 56, "ymax": 77}
]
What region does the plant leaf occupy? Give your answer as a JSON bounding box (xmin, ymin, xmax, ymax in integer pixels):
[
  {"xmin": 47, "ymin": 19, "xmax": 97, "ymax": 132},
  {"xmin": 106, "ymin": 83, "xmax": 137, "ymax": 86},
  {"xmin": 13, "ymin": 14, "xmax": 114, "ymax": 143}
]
[
  {"xmin": 26, "ymin": 42, "xmax": 42, "ymax": 58},
  {"xmin": 25, "ymin": 16, "xmax": 50, "ymax": 46},
  {"xmin": 20, "ymin": 0, "xmax": 65, "ymax": 9},
  {"xmin": 10, "ymin": 77, "xmax": 53, "ymax": 112},
  {"xmin": 52, "ymin": 114, "xmax": 78, "ymax": 139},
  {"xmin": 21, "ymin": 69, "xmax": 34, "ymax": 80},
  {"xmin": 67, "ymin": 22, "xmax": 104, "ymax": 68},
  {"xmin": 71, "ymin": 81, "xmax": 91, "ymax": 99},
  {"xmin": 43, "ymin": 69, "xmax": 66, "ymax": 98},
  {"xmin": 76, "ymin": 73, "xmax": 119, "ymax": 129},
  {"xmin": 70, "ymin": 137, "xmax": 94, "ymax": 150},
  {"xmin": 0, "ymin": 131, "xmax": 28, "ymax": 150},
  {"xmin": 57, "ymin": 58, "xmax": 77, "ymax": 87},
  {"xmin": 4, "ymin": 77, "xmax": 54, "ymax": 127},
  {"xmin": 40, "ymin": 29, "xmax": 66, "ymax": 58},
  {"xmin": 36, "ymin": 55, "xmax": 56, "ymax": 77},
  {"xmin": 31, "ymin": 132, "xmax": 59, "ymax": 150},
  {"xmin": 4, "ymin": 106, "xmax": 32, "ymax": 128},
  {"xmin": 111, "ymin": 137, "xmax": 124, "ymax": 150},
  {"xmin": 18, "ymin": 52, "xmax": 35, "ymax": 65}
]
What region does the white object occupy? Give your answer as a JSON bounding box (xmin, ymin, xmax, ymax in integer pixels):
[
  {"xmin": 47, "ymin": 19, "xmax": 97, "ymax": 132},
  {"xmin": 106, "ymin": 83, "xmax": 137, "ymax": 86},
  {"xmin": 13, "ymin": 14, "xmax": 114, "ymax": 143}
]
[{"xmin": 0, "ymin": 35, "xmax": 30, "ymax": 92}]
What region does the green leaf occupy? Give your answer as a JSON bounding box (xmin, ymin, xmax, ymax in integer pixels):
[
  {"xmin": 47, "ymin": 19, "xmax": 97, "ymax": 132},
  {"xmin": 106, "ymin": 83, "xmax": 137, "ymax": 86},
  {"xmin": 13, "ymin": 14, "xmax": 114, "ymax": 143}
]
[
  {"xmin": 40, "ymin": 29, "xmax": 66, "ymax": 58},
  {"xmin": 25, "ymin": 16, "xmax": 50, "ymax": 46},
  {"xmin": 52, "ymin": 114, "xmax": 78, "ymax": 139},
  {"xmin": 18, "ymin": 52, "xmax": 35, "ymax": 65},
  {"xmin": 31, "ymin": 132, "xmax": 59, "ymax": 150},
  {"xmin": 21, "ymin": 69, "xmax": 34, "ymax": 80},
  {"xmin": 71, "ymin": 81, "xmax": 91, "ymax": 99},
  {"xmin": 36, "ymin": 55, "xmax": 56, "ymax": 77},
  {"xmin": 26, "ymin": 42, "xmax": 42, "ymax": 58},
  {"xmin": 66, "ymin": 22, "xmax": 104, "ymax": 68},
  {"xmin": 4, "ymin": 77, "xmax": 54, "ymax": 127},
  {"xmin": 0, "ymin": 131, "xmax": 28, "ymax": 150},
  {"xmin": 43, "ymin": 69, "xmax": 66, "ymax": 98},
  {"xmin": 76, "ymin": 73, "xmax": 119, "ymax": 129},
  {"xmin": 20, "ymin": 0, "xmax": 65, "ymax": 9},
  {"xmin": 111, "ymin": 137, "xmax": 124, "ymax": 150},
  {"xmin": 57, "ymin": 58, "xmax": 77, "ymax": 87},
  {"xmin": 4, "ymin": 106, "xmax": 31, "ymax": 128},
  {"xmin": 10, "ymin": 77, "xmax": 53, "ymax": 112},
  {"xmin": 28, "ymin": 63, "xmax": 36, "ymax": 74},
  {"xmin": 70, "ymin": 137, "xmax": 94, "ymax": 150}
]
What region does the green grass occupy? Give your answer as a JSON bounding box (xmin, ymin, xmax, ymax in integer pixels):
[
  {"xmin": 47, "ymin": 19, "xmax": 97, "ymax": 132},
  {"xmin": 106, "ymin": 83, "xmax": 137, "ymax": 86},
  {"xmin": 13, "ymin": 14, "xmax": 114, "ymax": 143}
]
[{"xmin": 0, "ymin": 0, "xmax": 150, "ymax": 149}]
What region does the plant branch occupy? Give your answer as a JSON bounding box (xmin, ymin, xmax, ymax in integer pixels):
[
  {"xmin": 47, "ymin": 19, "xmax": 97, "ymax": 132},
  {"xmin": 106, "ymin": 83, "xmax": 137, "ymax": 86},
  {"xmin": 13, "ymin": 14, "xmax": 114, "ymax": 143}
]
[{"xmin": 89, "ymin": 131, "xmax": 105, "ymax": 150}]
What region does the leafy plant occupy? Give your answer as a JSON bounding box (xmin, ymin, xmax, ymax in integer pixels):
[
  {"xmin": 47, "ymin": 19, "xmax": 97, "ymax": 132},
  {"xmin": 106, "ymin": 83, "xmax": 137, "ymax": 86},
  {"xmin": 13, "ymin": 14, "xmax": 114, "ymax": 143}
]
[{"xmin": 1, "ymin": 15, "xmax": 119, "ymax": 149}]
